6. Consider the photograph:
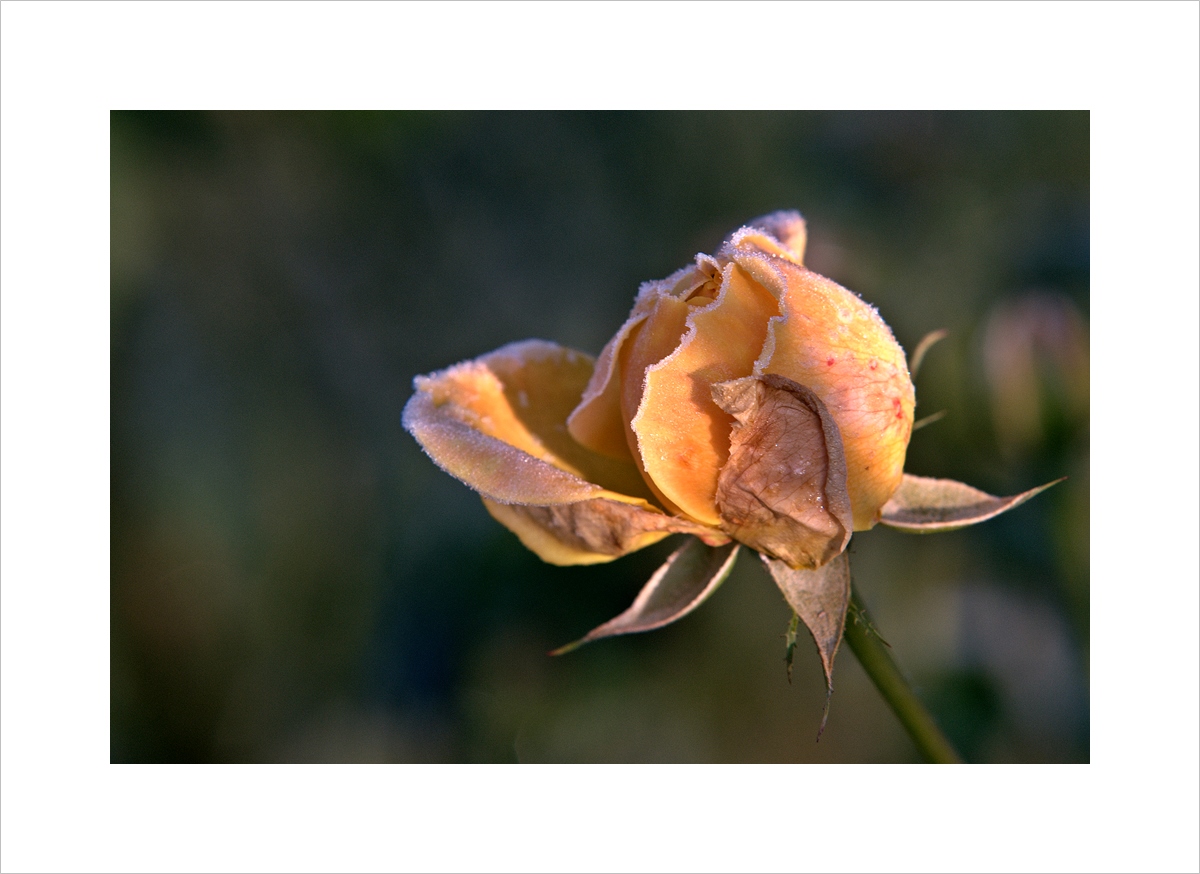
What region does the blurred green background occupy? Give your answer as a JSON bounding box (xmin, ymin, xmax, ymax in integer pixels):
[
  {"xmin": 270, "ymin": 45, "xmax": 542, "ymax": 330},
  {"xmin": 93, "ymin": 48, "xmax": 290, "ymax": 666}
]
[{"xmin": 111, "ymin": 111, "xmax": 1089, "ymax": 763}]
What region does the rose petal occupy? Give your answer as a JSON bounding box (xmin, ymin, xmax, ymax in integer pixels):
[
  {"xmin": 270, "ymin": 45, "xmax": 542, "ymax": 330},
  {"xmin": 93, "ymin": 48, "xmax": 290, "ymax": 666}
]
[
  {"xmin": 712, "ymin": 375, "xmax": 853, "ymax": 569},
  {"xmin": 878, "ymin": 473, "xmax": 1066, "ymax": 532},
  {"xmin": 726, "ymin": 244, "xmax": 915, "ymax": 531},
  {"xmin": 761, "ymin": 550, "xmax": 851, "ymax": 693},
  {"xmin": 550, "ymin": 538, "xmax": 740, "ymax": 652},
  {"xmin": 404, "ymin": 388, "xmax": 602, "ymax": 505},
  {"xmin": 403, "ymin": 340, "xmax": 655, "ymax": 505},
  {"xmin": 732, "ymin": 210, "xmax": 807, "ymax": 264},
  {"xmin": 484, "ymin": 498, "xmax": 722, "ymax": 567},
  {"xmin": 627, "ymin": 263, "xmax": 780, "ymax": 526},
  {"xmin": 567, "ymin": 264, "xmax": 709, "ymax": 460},
  {"xmin": 567, "ymin": 309, "xmax": 651, "ymax": 461}
]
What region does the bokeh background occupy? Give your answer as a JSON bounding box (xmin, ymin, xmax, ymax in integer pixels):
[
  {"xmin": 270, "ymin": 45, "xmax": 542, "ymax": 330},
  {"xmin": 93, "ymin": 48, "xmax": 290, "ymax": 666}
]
[{"xmin": 111, "ymin": 111, "xmax": 1089, "ymax": 763}]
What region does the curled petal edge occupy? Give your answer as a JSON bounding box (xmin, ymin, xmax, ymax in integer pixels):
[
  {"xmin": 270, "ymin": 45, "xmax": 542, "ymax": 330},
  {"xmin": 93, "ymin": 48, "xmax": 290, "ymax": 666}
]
[
  {"xmin": 725, "ymin": 210, "xmax": 808, "ymax": 265},
  {"xmin": 405, "ymin": 387, "xmax": 612, "ymax": 506},
  {"xmin": 405, "ymin": 341, "xmax": 729, "ymax": 564},
  {"xmin": 403, "ymin": 340, "xmax": 654, "ymax": 507}
]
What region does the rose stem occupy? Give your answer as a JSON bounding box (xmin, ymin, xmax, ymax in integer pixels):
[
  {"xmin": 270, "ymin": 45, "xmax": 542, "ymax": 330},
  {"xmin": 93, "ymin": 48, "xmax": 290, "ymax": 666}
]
[{"xmin": 843, "ymin": 586, "xmax": 963, "ymax": 764}]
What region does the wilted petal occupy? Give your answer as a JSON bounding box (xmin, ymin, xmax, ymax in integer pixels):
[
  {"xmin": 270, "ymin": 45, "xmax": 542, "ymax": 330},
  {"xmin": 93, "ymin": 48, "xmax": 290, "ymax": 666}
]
[
  {"xmin": 550, "ymin": 539, "xmax": 740, "ymax": 652},
  {"xmin": 879, "ymin": 473, "xmax": 1066, "ymax": 532},
  {"xmin": 403, "ymin": 340, "xmax": 655, "ymax": 506},
  {"xmin": 484, "ymin": 497, "xmax": 722, "ymax": 567},
  {"xmin": 762, "ymin": 550, "xmax": 851, "ymax": 693},
  {"xmin": 627, "ymin": 262, "xmax": 780, "ymax": 526},
  {"xmin": 712, "ymin": 375, "xmax": 853, "ymax": 569}
]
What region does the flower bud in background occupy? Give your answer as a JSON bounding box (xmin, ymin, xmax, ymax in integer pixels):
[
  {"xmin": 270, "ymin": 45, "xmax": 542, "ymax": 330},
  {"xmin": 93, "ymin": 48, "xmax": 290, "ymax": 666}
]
[{"xmin": 982, "ymin": 292, "xmax": 1089, "ymax": 458}]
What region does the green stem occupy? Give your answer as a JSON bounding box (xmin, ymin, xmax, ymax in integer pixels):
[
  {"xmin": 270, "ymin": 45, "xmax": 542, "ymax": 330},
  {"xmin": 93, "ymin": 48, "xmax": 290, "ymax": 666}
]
[{"xmin": 843, "ymin": 586, "xmax": 963, "ymax": 764}]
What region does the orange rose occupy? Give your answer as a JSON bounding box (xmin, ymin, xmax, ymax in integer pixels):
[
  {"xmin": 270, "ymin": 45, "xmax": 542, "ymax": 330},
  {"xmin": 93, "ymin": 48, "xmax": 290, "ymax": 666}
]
[
  {"xmin": 404, "ymin": 211, "xmax": 1058, "ymax": 675},
  {"xmin": 569, "ymin": 211, "xmax": 914, "ymax": 537}
]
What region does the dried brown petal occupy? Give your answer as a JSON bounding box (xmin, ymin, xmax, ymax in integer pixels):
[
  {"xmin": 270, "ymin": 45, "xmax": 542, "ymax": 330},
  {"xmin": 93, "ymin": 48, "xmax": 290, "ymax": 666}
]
[
  {"xmin": 762, "ymin": 550, "xmax": 851, "ymax": 692},
  {"xmin": 483, "ymin": 498, "xmax": 722, "ymax": 567},
  {"xmin": 878, "ymin": 473, "xmax": 1066, "ymax": 532},
  {"xmin": 711, "ymin": 375, "xmax": 852, "ymax": 569},
  {"xmin": 550, "ymin": 539, "xmax": 740, "ymax": 653}
]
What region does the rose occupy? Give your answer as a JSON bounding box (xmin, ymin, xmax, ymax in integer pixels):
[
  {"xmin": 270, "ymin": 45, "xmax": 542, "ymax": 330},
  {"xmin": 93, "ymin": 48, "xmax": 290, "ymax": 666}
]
[
  {"xmin": 405, "ymin": 212, "xmax": 913, "ymax": 568},
  {"xmin": 568, "ymin": 211, "xmax": 914, "ymax": 539},
  {"xmin": 404, "ymin": 211, "xmax": 1058, "ymax": 674}
]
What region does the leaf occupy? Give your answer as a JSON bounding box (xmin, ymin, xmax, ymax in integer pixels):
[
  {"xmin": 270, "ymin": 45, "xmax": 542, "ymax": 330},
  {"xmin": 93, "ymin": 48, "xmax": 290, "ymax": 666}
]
[
  {"xmin": 550, "ymin": 539, "xmax": 740, "ymax": 654},
  {"xmin": 711, "ymin": 375, "xmax": 852, "ymax": 569},
  {"xmin": 761, "ymin": 550, "xmax": 851, "ymax": 694},
  {"xmin": 909, "ymin": 328, "xmax": 948, "ymax": 378},
  {"xmin": 878, "ymin": 473, "xmax": 1066, "ymax": 532}
]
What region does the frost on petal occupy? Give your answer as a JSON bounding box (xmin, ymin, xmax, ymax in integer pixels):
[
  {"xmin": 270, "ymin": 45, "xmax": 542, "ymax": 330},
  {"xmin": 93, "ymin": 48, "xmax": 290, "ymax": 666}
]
[
  {"xmin": 403, "ymin": 387, "xmax": 605, "ymax": 506},
  {"xmin": 878, "ymin": 474, "xmax": 1065, "ymax": 533},
  {"xmin": 730, "ymin": 210, "xmax": 807, "ymax": 265},
  {"xmin": 567, "ymin": 311, "xmax": 650, "ymax": 461},
  {"xmin": 484, "ymin": 498, "xmax": 722, "ymax": 567},
  {"xmin": 762, "ymin": 550, "xmax": 851, "ymax": 693},
  {"xmin": 403, "ymin": 340, "xmax": 655, "ymax": 505},
  {"xmin": 551, "ymin": 539, "xmax": 740, "ymax": 651},
  {"xmin": 712, "ymin": 375, "xmax": 852, "ymax": 570}
]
